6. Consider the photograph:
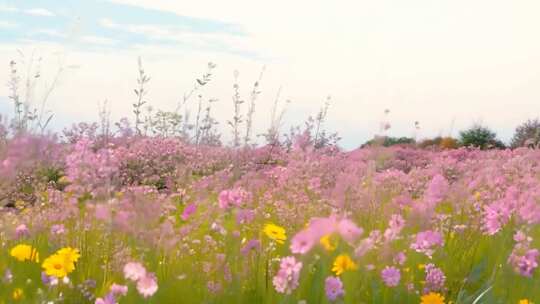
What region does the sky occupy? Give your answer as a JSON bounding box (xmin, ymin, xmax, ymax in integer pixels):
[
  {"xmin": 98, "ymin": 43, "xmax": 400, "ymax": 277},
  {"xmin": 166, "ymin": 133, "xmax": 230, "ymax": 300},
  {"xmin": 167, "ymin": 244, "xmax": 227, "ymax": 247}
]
[{"xmin": 1, "ymin": 0, "xmax": 540, "ymax": 149}]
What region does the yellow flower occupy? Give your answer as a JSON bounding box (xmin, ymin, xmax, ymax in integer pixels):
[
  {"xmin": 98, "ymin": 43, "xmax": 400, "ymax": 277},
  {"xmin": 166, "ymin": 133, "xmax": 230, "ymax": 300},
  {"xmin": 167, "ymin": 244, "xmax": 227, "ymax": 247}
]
[
  {"xmin": 10, "ymin": 244, "xmax": 39, "ymax": 262},
  {"xmin": 263, "ymin": 223, "xmax": 286, "ymax": 244},
  {"xmin": 332, "ymin": 254, "xmax": 358, "ymax": 275},
  {"xmin": 420, "ymin": 292, "xmax": 445, "ymax": 304},
  {"xmin": 320, "ymin": 234, "xmax": 337, "ymax": 251},
  {"xmin": 12, "ymin": 288, "xmax": 23, "ymax": 301},
  {"xmin": 418, "ymin": 264, "xmax": 426, "ymax": 270},
  {"xmin": 519, "ymin": 300, "xmax": 533, "ymax": 304},
  {"xmin": 57, "ymin": 247, "xmax": 81, "ymax": 263},
  {"xmin": 42, "ymin": 254, "xmax": 70, "ymax": 278}
]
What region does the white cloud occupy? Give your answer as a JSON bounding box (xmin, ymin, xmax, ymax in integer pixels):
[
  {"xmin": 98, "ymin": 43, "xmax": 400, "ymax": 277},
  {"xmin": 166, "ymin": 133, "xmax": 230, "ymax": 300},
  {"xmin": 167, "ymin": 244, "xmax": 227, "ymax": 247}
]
[
  {"xmin": 32, "ymin": 29, "xmax": 66, "ymax": 38},
  {"xmin": 0, "ymin": 5, "xmax": 18, "ymax": 12},
  {"xmin": 79, "ymin": 35, "xmax": 118, "ymax": 46},
  {"xmin": 24, "ymin": 8, "xmax": 55, "ymax": 17},
  {"xmin": 98, "ymin": 18, "xmax": 253, "ymax": 54},
  {"xmin": 0, "ymin": 21, "xmax": 18, "ymax": 29}
]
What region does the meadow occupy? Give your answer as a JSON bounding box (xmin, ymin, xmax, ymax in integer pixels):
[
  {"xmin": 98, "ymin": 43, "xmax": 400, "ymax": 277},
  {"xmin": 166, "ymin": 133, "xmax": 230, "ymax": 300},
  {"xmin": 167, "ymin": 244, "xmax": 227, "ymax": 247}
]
[{"xmin": 1, "ymin": 131, "xmax": 540, "ymax": 303}]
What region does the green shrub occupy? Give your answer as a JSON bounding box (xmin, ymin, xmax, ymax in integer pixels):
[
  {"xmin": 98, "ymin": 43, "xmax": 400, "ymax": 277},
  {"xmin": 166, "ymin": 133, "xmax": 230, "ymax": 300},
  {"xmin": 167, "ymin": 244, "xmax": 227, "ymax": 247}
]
[{"xmin": 459, "ymin": 125, "xmax": 505, "ymax": 149}]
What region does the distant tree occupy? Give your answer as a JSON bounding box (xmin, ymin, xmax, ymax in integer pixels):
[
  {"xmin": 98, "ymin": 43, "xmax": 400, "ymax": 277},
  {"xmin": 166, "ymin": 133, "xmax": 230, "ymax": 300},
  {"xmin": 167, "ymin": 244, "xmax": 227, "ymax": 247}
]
[
  {"xmin": 362, "ymin": 136, "xmax": 415, "ymax": 148},
  {"xmin": 439, "ymin": 137, "xmax": 460, "ymax": 149},
  {"xmin": 510, "ymin": 119, "xmax": 540, "ymax": 148},
  {"xmin": 459, "ymin": 125, "xmax": 505, "ymax": 149}
]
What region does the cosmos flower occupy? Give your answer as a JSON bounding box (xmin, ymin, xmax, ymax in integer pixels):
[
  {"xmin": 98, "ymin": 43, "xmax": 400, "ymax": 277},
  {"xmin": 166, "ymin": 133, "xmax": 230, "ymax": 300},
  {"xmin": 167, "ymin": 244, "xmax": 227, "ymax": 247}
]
[
  {"xmin": 124, "ymin": 262, "xmax": 147, "ymax": 281},
  {"xmin": 136, "ymin": 273, "xmax": 159, "ymax": 298},
  {"xmin": 272, "ymin": 256, "xmax": 302, "ymax": 294}
]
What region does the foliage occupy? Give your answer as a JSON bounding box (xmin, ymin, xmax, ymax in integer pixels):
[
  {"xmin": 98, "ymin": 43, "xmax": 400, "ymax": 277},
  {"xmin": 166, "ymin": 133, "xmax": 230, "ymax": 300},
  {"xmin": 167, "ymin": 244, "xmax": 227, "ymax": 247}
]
[
  {"xmin": 511, "ymin": 119, "xmax": 540, "ymax": 148},
  {"xmin": 459, "ymin": 125, "xmax": 505, "ymax": 149}
]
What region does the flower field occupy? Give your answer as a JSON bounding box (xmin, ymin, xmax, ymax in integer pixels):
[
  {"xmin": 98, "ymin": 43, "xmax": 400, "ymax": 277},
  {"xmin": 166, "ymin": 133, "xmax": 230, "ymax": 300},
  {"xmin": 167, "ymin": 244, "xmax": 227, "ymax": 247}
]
[{"xmin": 1, "ymin": 135, "xmax": 540, "ymax": 303}]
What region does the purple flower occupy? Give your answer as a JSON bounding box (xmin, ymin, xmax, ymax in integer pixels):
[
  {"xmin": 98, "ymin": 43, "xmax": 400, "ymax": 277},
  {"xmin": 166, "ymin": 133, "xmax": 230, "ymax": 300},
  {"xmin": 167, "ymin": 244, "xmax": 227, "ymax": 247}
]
[
  {"xmin": 272, "ymin": 256, "xmax": 302, "ymax": 294},
  {"xmin": 51, "ymin": 224, "xmax": 65, "ymax": 235},
  {"xmin": 381, "ymin": 266, "xmax": 401, "ymax": 287},
  {"xmin": 325, "ymin": 276, "xmax": 344, "ymax": 301},
  {"xmin": 240, "ymin": 239, "xmax": 261, "ymax": 256},
  {"xmin": 423, "ymin": 264, "xmax": 446, "ymax": 293},
  {"xmin": 393, "ymin": 251, "xmax": 407, "ymax": 265},
  {"xmin": 509, "ymin": 248, "xmax": 539, "ymax": 277}
]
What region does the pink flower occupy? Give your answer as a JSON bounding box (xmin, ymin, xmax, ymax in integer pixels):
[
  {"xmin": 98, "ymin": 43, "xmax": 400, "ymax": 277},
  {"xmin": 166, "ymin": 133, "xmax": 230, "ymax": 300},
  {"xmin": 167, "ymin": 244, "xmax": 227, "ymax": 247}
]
[
  {"xmin": 410, "ymin": 230, "xmax": 443, "ymax": 258},
  {"xmin": 337, "ymin": 219, "xmax": 363, "ymax": 243},
  {"xmin": 181, "ymin": 203, "xmax": 197, "ymax": 221},
  {"xmin": 15, "ymin": 224, "xmax": 29, "ymax": 238},
  {"xmin": 272, "ymin": 256, "xmax": 302, "ymax": 294},
  {"xmin": 290, "ymin": 230, "xmax": 316, "ymax": 254},
  {"xmin": 123, "ymin": 262, "xmax": 147, "ymax": 281},
  {"xmin": 136, "ymin": 273, "xmax": 158, "ymax": 298},
  {"xmin": 110, "ymin": 283, "xmax": 128, "ymax": 296}
]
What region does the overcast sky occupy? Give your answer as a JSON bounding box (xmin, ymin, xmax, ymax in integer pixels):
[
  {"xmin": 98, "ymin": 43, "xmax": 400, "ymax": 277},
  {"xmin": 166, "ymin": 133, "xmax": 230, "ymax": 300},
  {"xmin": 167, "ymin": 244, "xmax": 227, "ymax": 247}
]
[{"xmin": 1, "ymin": 0, "xmax": 540, "ymax": 149}]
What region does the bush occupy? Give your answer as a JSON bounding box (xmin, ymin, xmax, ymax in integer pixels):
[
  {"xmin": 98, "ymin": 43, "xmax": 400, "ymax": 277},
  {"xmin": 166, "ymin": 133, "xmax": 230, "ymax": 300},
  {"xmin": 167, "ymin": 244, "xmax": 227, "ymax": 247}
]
[
  {"xmin": 439, "ymin": 137, "xmax": 460, "ymax": 149},
  {"xmin": 459, "ymin": 125, "xmax": 505, "ymax": 149},
  {"xmin": 362, "ymin": 136, "xmax": 415, "ymax": 148},
  {"xmin": 511, "ymin": 119, "xmax": 540, "ymax": 148}
]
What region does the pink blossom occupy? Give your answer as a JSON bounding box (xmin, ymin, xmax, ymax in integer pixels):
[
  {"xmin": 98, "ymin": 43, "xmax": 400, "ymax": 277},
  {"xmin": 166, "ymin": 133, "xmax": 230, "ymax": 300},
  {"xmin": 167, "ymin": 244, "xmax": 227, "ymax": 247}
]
[
  {"xmin": 123, "ymin": 262, "xmax": 147, "ymax": 281},
  {"xmin": 136, "ymin": 273, "xmax": 158, "ymax": 298}
]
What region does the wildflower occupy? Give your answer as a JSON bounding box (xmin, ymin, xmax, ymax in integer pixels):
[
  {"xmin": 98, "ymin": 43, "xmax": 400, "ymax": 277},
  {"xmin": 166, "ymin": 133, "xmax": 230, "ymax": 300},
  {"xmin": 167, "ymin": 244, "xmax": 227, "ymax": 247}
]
[
  {"xmin": 332, "ymin": 254, "xmax": 358, "ymax": 276},
  {"xmin": 337, "ymin": 219, "xmax": 363, "ymax": 243},
  {"xmin": 123, "ymin": 262, "xmax": 147, "ymax": 281},
  {"xmin": 411, "ymin": 230, "xmax": 443, "ymax": 258},
  {"xmin": 272, "ymin": 256, "xmax": 302, "ymax": 294},
  {"xmin": 420, "ymin": 292, "xmax": 445, "ymax": 304},
  {"xmin": 136, "ymin": 273, "xmax": 158, "ymax": 298},
  {"xmin": 15, "ymin": 224, "xmax": 29, "ymax": 238},
  {"xmin": 50, "ymin": 224, "xmax": 65, "ymax": 235},
  {"xmin": 240, "ymin": 239, "xmax": 261, "ymax": 256},
  {"xmin": 12, "ymin": 288, "xmax": 23, "ymax": 301},
  {"xmin": 509, "ymin": 248, "xmax": 539, "ymax": 277},
  {"xmin": 57, "ymin": 247, "xmax": 80, "ymax": 266},
  {"xmin": 290, "ymin": 230, "xmax": 316, "ymax": 254},
  {"xmin": 325, "ymin": 276, "xmax": 344, "ymax": 301},
  {"xmin": 181, "ymin": 203, "xmax": 197, "ymax": 221},
  {"xmin": 394, "ymin": 251, "xmax": 407, "ymax": 265},
  {"xmin": 383, "ymin": 214, "xmax": 405, "ymax": 242},
  {"xmin": 10, "ymin": 244, "xmax": 39, "ymax": 262},
  {"xmin": 519, "ymin": 300, "xmax": 532, "ymax": 304},
  {"xmin": 424, "ymin": 264, "xmax": 446, "ymax": 293},
  {"xmin": 381, "ymin": 266, "xmax": 401, "ymax": 287},
  {"xmin": 320, "ymin": 234, "xmax": 337, "ymax": 251},
  {"xmin": 95, "ymin": 294, "xmax": 116, "ymax": 304},
  {"xmin": 42, "ymin": 254, "xmax": 70, "ymax": 278},
  {"xmin": 263, "ymin": 223, "xmax": 287, "ymax": 244},
  {"xmin": 110, "ymin": 283, "xmax": 128, "ymax": 296}
]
